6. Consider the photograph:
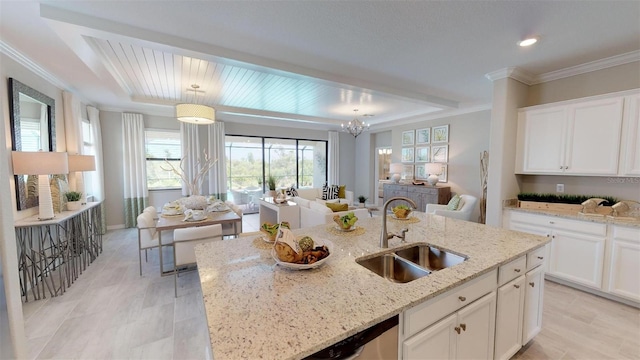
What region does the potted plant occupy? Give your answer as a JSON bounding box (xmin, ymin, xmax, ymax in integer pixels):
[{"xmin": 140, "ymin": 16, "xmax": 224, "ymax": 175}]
[
  {"xmin": 265, "ymin": 175, "xmax": 277, "ymax": 198},
  {"xmin": 64, "ymin": 191, "xmax": 82, "ymax": 211},
  {"xmin": 358, "ymin": 195, "xmax": 368, "ymax": 207}
]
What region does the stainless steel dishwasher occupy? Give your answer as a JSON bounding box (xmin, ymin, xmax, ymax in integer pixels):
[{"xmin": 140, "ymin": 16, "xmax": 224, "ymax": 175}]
[{"xmin": 305, "ymin": 315, "xmax": 399, "ymax": 360}]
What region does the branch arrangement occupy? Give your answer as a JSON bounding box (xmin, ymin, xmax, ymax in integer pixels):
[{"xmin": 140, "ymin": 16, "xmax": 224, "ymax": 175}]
[{"xmin": 160, "ymin": 149, "xmax": 218, "ymax": 196}]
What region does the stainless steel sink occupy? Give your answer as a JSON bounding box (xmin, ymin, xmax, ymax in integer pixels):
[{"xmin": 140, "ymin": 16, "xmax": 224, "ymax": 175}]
[
  {"xmin": 356, "ymin": 254, "xmax": 431, "ymax": 283},
  {"xmin": 394, "ymin": 244, "xmax": 467, "ymax": 271}
]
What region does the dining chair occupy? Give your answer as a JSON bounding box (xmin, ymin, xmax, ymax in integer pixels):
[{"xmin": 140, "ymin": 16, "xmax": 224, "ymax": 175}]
[
  {"xmin": 136, "ymin": 211, "xmax": 173, "ymax": 276},
  {"xmin": 143, "ymin": 206, "xmax": 158, "ymax": 220},
  {"xmin": 172, "ymin": 224, "xmax": 223, "ymax": 297}
]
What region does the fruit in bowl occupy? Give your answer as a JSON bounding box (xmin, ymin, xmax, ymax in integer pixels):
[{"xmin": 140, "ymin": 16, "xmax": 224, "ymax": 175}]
[
  {"xmin": 333, "ymin": 212, "xmax": 358, "ymax": 230},
  {"xmin": 392, "ymin": 204, "xmax": 412, "ymax": 219},
  {"xmin": 260, "ymin": 221, "xmax": 290, "ymax": 241}
]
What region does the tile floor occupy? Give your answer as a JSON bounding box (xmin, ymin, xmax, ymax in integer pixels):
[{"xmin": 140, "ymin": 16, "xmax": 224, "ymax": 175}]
[{"xmin": 21, "ymin": 213, "xmax": 639, "ymax": 359}]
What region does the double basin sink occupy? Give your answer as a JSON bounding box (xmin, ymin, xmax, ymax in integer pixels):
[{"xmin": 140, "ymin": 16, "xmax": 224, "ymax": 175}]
[{"xmin": 357, "ymin": 244, "xmax": 467, "ymax": 283}]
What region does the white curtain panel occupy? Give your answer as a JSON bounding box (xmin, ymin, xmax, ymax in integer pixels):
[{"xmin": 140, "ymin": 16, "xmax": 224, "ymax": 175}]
[
  {"xmin": 207, "ymin": 121, "xmax": 228, "ymax": 201},
  {"xmin": 62, "ymin": 91, "xmax": 83, "ymax": 190},
  {"xmin": 122, "ymin": 113, "xmax": 148, "ymax": 228},
  {"xmin": 328, "ymin": 131, "xmax": 340, "ymax": 184},
  {"xmin": 87, "ymin": 106, "xmax": 106, "ymax": 233},
  {"xmin": 180, "ymin": 122, "xmax": 201, "ymax": 196}
]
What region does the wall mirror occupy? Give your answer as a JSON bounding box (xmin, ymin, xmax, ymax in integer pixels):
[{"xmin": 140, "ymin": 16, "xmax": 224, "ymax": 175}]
[{"xmin": 8, "ymin": 78, "xmax": 56, "ymax": 210}]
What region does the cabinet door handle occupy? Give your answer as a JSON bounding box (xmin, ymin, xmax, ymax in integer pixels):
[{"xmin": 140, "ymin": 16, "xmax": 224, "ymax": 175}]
[
  {"xmin": 546, "ymin": 234, "xmax": 550, "ymax": 238},
  {"xmin": 455, "ymin": 326, "xmax": 461, "ymax": 334},
  {"xmin": 514, "ymin": 284, "xmax": 520, "ymax": 289},
  {"xmin": 529, "ymin": 282, "xmax": 535, "ymax": 287},
  {"xmin": 565, "ymin": 166, "xmax": 569, "ymax": 169},
  {"xmin": 460, "ymin": 323, "xmax": 466, "ymax": 331},
  {"xmin": 559, "ymin": 166, "xmax": 563, "ymax": 169},
  {"xmin": 549, "ymin": 221, "xmax": 555, "ymax": 224},
  {"xmin": 537, "ymin": 256, "xmax": 544, "ymax": 260},
  {"xmin": 458, "ymin": 296, "xmax": 466, "ymax": 302},
  {"xmin": 552, "ymin": 235, "xmax": 556, "ymax": 239},
  {"xmin": 514, "ymin": 268, "xmax": 521, "ymax": 273}
]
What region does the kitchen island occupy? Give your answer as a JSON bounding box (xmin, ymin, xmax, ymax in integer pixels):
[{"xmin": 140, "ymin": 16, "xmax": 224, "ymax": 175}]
[{"xmin": 195, "ymin": 212, "xmax": 549, "ymax": 360}]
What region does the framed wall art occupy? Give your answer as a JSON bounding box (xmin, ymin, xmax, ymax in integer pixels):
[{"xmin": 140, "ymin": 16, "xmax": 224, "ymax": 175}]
[
  {"xmin": 432, "ymin": 125, "xmax": 449, "ymax": 143},
  {"xmin": 401, "ymin": 165, "xmax": 414, "ymax": 180},
  {"xmin": 416, "ymin": 128, "xmax": 431, "ymax": 145},
  {"xmin": 402, "ymin": 130, "xmax": 415, "ymax": 146},
  {"xmin": 415, "ymin": 164, "xmax": 427, "ymax": 180},
  {"xmin": 401, "ymin": 147, "xmax": 415, "ymax": 162},
  {"xmin": 432, "ymin": 145, "xmax": 448, "ymax": 163},
  {"xmin": 415, "ymin": 147, "xmax": 430, "ymax": 162},
  {"xmin": 438, "ymin": 164, "xmax": 448, "ymax": 183}
]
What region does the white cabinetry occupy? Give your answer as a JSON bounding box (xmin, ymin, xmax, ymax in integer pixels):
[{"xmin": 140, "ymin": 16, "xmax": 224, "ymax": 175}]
[
  {"xmin": 509, "ymin": 211, "xmax": 606, "ymax": 290},
  {"xmin": 522, "ymin": 265, "xmax": 544, "ymax": 344},
  {"xmin": 516, "ymin": 94, "xmax": 627, "ymax": 176},
  {"xmin": 403, "ymin": 292, "xmax": 496, "ymax": 360},
  {"xmin": 607, "ymin": 225, "xmax": 640, "ymax": 302},
  {"xmin": 619, "ymin": 94, "xmax": 640, "ymax": 175},
  {"xmin": 494, "ymin": 256, "xmax": 526, "ymax": 360}
]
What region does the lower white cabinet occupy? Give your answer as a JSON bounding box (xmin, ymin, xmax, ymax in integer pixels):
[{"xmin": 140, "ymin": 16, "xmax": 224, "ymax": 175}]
[
  {"xmin": 522, "ymin": 265, "xmax": 545, "ymax": 344},
  {"xmin": 549, "ymin": 228, "xmax": 605, "ymax": 289},
  {"xmin": 494, "ymin": 276, "xmax": 525, "ymax": 360},
  {"xmin": 403, "ymin": 292, "xmax": 497, "ymax": 360},
  {"xmin": 607, "ymin": 226, "xmax": 640, "ymax": 302}
]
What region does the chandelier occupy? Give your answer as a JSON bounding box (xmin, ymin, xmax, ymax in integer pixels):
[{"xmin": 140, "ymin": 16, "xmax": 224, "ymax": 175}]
[
  {"xmin": 341, "ymin": 109, "xmax": 371, "ymax": 138},
  {"xmin": 176, "ymin": 84, "xmax": 216, "ymax": 125}
]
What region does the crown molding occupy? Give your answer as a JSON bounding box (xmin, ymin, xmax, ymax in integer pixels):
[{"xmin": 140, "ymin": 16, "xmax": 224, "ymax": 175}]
[
  {"xmin": 485, "ymin": 67, "xmax": 535, "ymax": 85},
  {"xmin": 0, "ymin": 40, "xmax": 69, "ymax": 90},
  {"xmin": 533, "ymin": 50, "xmax": 640, "ymax": 84}
]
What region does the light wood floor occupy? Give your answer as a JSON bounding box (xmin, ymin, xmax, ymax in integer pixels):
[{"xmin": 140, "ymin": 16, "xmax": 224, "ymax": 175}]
[{"xmin": 22, "ymin": 215, "xmax": 639, "ymax": 359}]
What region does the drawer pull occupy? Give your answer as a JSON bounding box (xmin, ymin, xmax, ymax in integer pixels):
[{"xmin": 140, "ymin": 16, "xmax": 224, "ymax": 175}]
[
  {"xmin": 514, "ymin": 284, "xmax": 520, "ymax": 289},
  {"xmin": 549, "ymin": 221, "xmax": 555, "ymax": 224},
  {"xmin": 455, "ymin": 326, "xmax": 461, "ymax": 334},
  {"xmin": 537, "ymin": 256, "xmax": 544, "ymax": 260},
  {"xmin": 529, "ymin": 282, "xmax": 535, "ymax": 287},
  {"xmin": 546, "ymin": 234, "xmax": 550, "ymax": 238},
  {"xmin": 458, "ymin": 296, "xmax": 466, "ymax": 302},
  {"xmin": 460, "ymin": 323, "xmax": 466, "ymax": 331},
  {"xmin": 514, "ymin": 268, "xmax": 521, "ymax": 273}
]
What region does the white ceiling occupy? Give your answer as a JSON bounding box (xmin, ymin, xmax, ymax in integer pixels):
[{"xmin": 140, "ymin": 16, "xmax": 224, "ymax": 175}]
[{"xmin": 1, "ymin": 1, "xmax": 639, "ymax": 130}]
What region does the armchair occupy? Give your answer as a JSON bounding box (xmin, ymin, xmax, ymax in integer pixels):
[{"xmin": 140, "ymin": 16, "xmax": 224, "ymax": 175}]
[{"xmin": 426, "ymin": 195, "xmax": 478, "ymax": 222}]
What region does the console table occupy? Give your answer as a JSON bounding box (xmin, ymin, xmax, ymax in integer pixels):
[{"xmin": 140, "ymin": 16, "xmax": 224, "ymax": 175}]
[
  {"xmin": 383, "ymin": 183, "xmax": 451, "ymax": 211},
  {"xmin": 14, "ymin": 202, "xmax": 103, "ymax": 302},
  {"xmin": 259, "ymin": 197, "xmax": 300, "ymax": 229}
]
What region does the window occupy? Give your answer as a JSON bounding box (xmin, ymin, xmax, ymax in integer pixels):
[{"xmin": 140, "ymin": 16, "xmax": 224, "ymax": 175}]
[
  {"xmin": 81, "ymin": 120, "xmax": 95, "ymax": 197},
  {"xmin": 145, "ymin": 130, "xmax": 182, "ymax": 189}
]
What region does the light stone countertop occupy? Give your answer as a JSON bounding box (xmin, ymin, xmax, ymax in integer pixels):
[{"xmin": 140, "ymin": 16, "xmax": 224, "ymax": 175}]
[
  {"xmin": 505, "ymin": 206, "xmax": 640, "ymax": 228},
  {"xmin": 195, "ymin": 213, "xmax": 549, "ymax": 360}
]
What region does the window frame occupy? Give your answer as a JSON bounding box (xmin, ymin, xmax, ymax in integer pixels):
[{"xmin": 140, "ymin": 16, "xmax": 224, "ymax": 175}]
[{"xmin": 145, "ymin": 128, "xmax": 182, "ymax": 191}]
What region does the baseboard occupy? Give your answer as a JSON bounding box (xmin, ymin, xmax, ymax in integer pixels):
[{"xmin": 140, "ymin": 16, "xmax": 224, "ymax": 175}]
[
  {"xmin": 545, "ymin": 274, "xmax": 639, "ymax": 309},
  {"xmin": 107, "ymin": 224, "xmax": 126, "ymax": 231}
]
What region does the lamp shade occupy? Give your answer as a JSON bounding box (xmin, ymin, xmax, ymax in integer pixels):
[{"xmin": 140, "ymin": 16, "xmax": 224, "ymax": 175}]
[
  {"xmin": 68, "ymin": 154, "xmax": 96, "ymax": 172},
  {"xmin": 12, "ymin": 151, "xmax": 69, "ymax": 175},
  {"xmin": 176, "ymin": 103, "xmax": 215, "ymax": 124},
  {"xmin": 389, "ymin": 163, "xmax": 403, "ymax": 174},
  {"xmin": 425, "ymin": 163, "xmax": 443, "ymax": 175}
]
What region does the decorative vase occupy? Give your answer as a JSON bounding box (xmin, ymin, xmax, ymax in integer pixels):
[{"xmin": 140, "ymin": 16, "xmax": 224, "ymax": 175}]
[
  {"xmin": 179, "ymin": 195, "xmax": 208, "ymax": 210},
  {"xmin": 66, "ymin": 201, "xmax": 81, "ymax": 211},
  {"xmin": 265, "ymin": 190, "xmax": 277, "ymax": 198},
  {"xmin": 359, "ymin": 202, "xmax": 365, "ymax": 208}
]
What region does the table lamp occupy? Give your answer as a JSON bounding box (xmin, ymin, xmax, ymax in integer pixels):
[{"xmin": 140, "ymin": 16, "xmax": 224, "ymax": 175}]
[
  {"xmin": 425, "ymin": 163, "xmax": 444, "ymax": 186},
  {"xmin": 12, "ymin": 151, "xmax": 69, "ymax": 220},
  {"xmin": 389, "ymin": 163, "xmax": 403, "ymax": 183},
  {"xmin": 68, "ymin": 154, "xmax": 96, "ymax": 204}
]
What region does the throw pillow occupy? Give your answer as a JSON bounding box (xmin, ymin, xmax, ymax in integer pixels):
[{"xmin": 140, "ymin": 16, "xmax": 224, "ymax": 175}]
[
  {"xmin": 447, "ymin": 194, "xmax": 461, "ymax": 211},
  {"xmin": 338, "ymin": 185, "xmax": 346, "ymax": 199},
  {"xmin": 322, "ymin": 183, "xmax": 339, "ymax": 200},
  {"xmin": 326, "ymin": 202, "xmax": 348, "ymax": 212},
  {"xmin": 285, "ymin": 187, "xmax": 298, "ymax": 197}
]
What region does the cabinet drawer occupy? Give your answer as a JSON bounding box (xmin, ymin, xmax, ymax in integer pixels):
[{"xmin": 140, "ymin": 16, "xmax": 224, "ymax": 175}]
[
  {"xmin": 499, "ymin": 256, "xmax": 526, "ymax": 286},
  {"xmin": 408, "ymin": 187, "xmax": 437, "ymax": 195},
  {"xmin": 613, "ymin": 226, "xmax": 640, "ymax": 243},
  {"xmin": 526, "ymin": 246, "xmax": 546, "ymax": 271},
  {"xmin": 403, "ymin": 269, "xmax": 497, "ymax": 338},
  {"xmin": 552, "ymin": 217, "xmax": 606, "ymax": 237},
  {"xmin": 510, "ymin": 212, "xmax": 550, "ymax": 227}
]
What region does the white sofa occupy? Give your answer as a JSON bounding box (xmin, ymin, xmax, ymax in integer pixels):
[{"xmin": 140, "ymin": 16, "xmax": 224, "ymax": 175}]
[
  {"xmin": 294, "ymin": 187, "xmax": 354, "ymax": 206},
  {"xmin": 426, "ymin": 195, "xmax": 478, "ymax": 222},
  {"xmin": 295, "ymin": 196, "xmax": 369, "ymax": 228}
]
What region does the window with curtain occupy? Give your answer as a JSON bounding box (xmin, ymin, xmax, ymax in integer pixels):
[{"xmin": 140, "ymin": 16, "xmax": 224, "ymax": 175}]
[
  {"xmin": 81, "ymin": 120, "xmax": 95, "ymax": 198},
  {"xmin": 145, "ymin": 130, "xmax": 182, "ymax": 189}
]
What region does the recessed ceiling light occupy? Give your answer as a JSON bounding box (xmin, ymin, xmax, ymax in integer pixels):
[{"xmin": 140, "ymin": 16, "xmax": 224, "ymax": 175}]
[{"xmin": 518, "ymin": 37, "xmax": 539, "ymax": 47}]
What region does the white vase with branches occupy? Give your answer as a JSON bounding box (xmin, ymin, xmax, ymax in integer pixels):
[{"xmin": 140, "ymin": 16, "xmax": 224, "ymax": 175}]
[{"xmin": 161, "ymin": 149, "xmax": 217, "ymax": 197}]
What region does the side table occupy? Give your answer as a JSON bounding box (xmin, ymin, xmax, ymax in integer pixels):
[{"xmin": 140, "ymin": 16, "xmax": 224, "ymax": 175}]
[{"xmin": 259, "ymin": 198, "xmax": 300, "ymax": 229}]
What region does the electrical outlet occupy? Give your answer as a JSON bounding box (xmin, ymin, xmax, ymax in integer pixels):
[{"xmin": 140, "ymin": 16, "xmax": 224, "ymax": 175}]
[{"xmin": 556, "ymin": 184, "xmax": 565, "ymax": 193}]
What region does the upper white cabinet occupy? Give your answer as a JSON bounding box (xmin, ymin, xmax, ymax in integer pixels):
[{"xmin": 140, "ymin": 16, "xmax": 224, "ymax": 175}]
[
  {"xmin": 619, "ymin": 94, "xmax": 640, "ymax": 175},
  {"xmin": 516, "ymin": 91, "xmax": 638, "ymax": 176}
]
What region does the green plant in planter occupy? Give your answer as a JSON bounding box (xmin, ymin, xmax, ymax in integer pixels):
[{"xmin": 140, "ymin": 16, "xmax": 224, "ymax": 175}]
[
  {"xmin": 517, "ymin": 193, "xmax": 618, "ymax": 206},
  {"xmin": 64, "ymin": 191, "xmax": 82, "ymax": 202},
  {"xmin": 267, "ymin": 175, "xmax": 277, "ymax": 191},
  {"xmin": 358, "ymin": 195, "xmax": 368, "ymax": 203}
]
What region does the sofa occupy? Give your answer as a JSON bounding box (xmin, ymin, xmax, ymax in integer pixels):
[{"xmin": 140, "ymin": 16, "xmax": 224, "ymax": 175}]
[
  {"xmin": 295, "ymin": 196, "xmax": 369, "ymax": 228},
  {"xmin": 294, "ymin": 187, "xmax": 354, "ymax": 206},
  {"xmin": 425, "ymin": 194, "xmax": 478, "ymax": 222}
]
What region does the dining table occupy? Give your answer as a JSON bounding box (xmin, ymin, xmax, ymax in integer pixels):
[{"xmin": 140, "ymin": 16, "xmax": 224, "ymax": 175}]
[{"xmin": 155, "ymin": 209, "xmax": 241, "ymax": 276}]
